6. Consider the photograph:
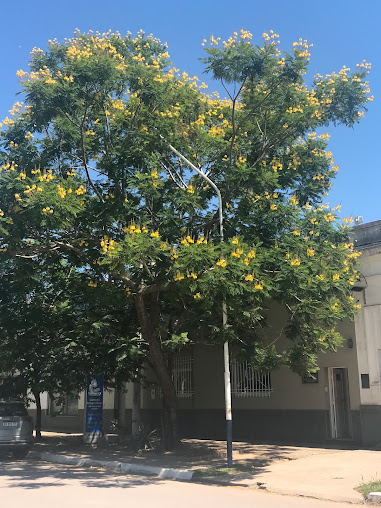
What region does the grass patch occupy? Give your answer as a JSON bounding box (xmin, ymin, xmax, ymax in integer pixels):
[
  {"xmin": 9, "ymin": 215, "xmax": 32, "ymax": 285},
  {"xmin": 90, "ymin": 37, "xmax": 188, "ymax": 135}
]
[
  {"xmin": 193, "ymin": 464, "xmax": 253, "ymax": 478},
  {"xmin": 356, "ymin": 479, "xmax": 381, "ymax": 498}
]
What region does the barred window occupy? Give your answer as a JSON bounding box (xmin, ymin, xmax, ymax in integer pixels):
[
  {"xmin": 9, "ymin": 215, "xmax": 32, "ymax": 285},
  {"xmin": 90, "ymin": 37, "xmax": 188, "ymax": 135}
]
[
  {"xmin": 49, "ymin": 395, "xmax": 78, "ymax": 416},
  {"xmin": 172, "ymin": 353, "xmax": 193, "ymax": 398},
  {"xmin": 231, "ymin": 360, "xmax": 272, "ymax": 397}
]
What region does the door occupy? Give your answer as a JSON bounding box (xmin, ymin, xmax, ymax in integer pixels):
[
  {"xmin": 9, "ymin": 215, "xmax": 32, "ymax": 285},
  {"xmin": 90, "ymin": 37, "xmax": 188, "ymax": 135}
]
[{"xmin": 328, "ymin": 367, "xmax": 351, "ymax": 439}]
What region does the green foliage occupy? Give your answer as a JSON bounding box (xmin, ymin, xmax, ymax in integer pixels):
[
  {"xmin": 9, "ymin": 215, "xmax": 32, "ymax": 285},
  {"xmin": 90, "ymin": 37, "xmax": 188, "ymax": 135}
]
[
  {"xmin": 356, "ymin": 479, "xmax": 381, "ymax": 499},
  {"xmin": 0, "ymin": 27, "xmax": 372, "ymax": 384}
]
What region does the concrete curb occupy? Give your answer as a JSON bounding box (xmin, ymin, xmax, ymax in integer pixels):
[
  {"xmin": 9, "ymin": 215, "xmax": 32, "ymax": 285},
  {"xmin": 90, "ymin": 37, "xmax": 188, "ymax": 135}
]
[
  {"xmin": 367, "ymin": 492, "xmax": 381, "ymax": 503},
  {"xmin": 34, "ymin": 451, "xmax": 194, "ymax": 481}
]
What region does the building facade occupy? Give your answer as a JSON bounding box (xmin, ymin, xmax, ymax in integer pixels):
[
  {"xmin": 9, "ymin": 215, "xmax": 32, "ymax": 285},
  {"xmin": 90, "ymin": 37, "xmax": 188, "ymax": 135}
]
[{"xmin": 27, "ymin": 220, "xmax": 381, "ymax": 446}]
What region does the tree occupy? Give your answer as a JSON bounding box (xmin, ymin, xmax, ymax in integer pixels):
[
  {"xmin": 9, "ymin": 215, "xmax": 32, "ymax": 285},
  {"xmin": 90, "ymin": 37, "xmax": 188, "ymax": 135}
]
[
  {"xmin": 0, "ymin": 255, "xmax": 143, "ymax": 437},
  {"xmin": 0, "ymin": 28, "xmax": 372, "ymax": 448}
]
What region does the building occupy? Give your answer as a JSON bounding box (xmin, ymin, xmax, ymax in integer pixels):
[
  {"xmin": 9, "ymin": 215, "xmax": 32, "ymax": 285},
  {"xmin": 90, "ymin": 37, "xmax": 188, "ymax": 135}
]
[{"xmin": 27, "ymin": 220, "xmax": 381, "ymax": 446}]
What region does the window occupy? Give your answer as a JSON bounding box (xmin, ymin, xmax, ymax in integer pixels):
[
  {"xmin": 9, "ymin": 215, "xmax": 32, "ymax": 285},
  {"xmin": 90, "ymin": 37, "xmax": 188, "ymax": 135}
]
[
  {"xmin": 49, "ymin": 395, "xmax": 78, "ymax": 416},
  {"xmin": 0, "ymin": 402, "xmax": 28, "ymax": 417},
  {"xmin": 172, "ymin": 353, "xmax": 193, "ymax": 398},
  {"xmin": 154, "ymin": 353, "xmax": 194, "ymax": 399},
  {"xmin": 231, "ymin": 359, "xmax": 272, "ymax": 397},
  {"xmin": 302, "ymin": 372, "xmax": 319, "ymax": 384},
  {"xmin": 361, "ymin": 374, "xmax": 370, "ymax": 389}
]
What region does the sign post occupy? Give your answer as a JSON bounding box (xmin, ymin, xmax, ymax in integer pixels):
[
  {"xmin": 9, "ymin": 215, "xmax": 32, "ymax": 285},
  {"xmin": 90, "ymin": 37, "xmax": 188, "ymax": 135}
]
[{"xmin": 83, "ymin": 374, "xmax": 103, "ymax": 444}]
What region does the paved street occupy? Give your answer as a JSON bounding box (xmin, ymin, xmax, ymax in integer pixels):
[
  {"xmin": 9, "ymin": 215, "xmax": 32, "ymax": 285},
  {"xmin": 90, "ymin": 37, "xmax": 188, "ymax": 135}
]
[{"xmin": 0, "ymin": 459, "xmax": 360, "ymax": 508}]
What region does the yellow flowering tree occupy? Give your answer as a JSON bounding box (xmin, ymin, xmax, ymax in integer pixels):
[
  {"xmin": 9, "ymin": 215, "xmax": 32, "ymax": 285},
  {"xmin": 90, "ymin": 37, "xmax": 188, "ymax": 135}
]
[{"xmin": 0, "ymin": 29, "xmax": 371, "ymax": 448}]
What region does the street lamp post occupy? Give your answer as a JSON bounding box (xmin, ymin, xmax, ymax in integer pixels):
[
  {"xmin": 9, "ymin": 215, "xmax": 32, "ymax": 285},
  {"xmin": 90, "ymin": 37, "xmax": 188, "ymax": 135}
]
[{"xmin": 165, "ymin": 141, "xmax": 233, "ymax": 467}]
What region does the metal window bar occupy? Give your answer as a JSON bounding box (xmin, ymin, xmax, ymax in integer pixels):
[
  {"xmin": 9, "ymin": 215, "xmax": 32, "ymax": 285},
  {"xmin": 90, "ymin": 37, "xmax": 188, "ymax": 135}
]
[
  {"xmin": 155, "ymin": 353, "xmax": 193, "ymax": 399},
  {"xmin": 172, "ymin": 354, "xmax": 193, "ymax": 398},
  {"xmin": 231, "ymin": 359, "xmax": 272, "ymax": 398}
]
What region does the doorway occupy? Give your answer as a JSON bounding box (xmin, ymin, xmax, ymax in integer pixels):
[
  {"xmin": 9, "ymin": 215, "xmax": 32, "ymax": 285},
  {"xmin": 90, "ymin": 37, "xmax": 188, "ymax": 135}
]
[{"xmin": 328, "ymin": 367, "xmax": 351, "ymax": 439}]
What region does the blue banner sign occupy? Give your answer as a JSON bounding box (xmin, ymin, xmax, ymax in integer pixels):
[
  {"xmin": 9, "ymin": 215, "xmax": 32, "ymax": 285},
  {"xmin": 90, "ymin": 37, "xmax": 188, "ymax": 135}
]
[{"xmin": 84, "ymin": 374, "xmax": 103, "ymax": 443}]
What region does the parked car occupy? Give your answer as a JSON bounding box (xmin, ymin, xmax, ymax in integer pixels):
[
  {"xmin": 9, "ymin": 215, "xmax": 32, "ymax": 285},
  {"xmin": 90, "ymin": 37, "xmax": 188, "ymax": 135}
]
[{"xmin": 0, "ymin": 399, "xmax": 33, "ymax": 459}]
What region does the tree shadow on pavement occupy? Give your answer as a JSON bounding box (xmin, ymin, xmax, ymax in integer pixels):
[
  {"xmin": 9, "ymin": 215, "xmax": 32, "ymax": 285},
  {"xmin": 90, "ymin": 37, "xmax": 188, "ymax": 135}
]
[{"xmin": 0, "ymin": 457, "xmax": 166, "ymax": 490}]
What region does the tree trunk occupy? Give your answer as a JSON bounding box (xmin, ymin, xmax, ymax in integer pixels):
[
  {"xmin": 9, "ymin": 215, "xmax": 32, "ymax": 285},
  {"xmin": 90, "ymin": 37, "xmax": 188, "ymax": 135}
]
[
  {"xmin": 162, "ymin": 391, "xmax": 178, "ymax": 451},
  {"xmin": 135, "ymin": 292, "xmax": 178, "ymax": 450},
  {"xmin": 32, "ymin": 390, "xmax": 42, "ymax": 440},
  {"xmin": 132, "ymin": 380, "xmax": 142, "ymax": 436},
  {"xmin": 117, "ymin": 383, "xmax": 127, "ymax": 429}
]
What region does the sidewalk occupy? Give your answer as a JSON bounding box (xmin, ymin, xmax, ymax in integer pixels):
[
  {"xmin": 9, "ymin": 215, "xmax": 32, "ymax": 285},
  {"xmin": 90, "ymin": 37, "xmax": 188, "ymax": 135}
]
[{"xmin": 32, "ymin": 432, "xmax": 381, "ymax": 504}]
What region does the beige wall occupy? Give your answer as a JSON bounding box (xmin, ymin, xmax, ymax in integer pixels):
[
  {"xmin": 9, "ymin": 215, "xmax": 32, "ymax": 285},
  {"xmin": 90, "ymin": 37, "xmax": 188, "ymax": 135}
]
[{"xmin": 140, "ymin": 302, "xmax": 360, "ymax": 413}]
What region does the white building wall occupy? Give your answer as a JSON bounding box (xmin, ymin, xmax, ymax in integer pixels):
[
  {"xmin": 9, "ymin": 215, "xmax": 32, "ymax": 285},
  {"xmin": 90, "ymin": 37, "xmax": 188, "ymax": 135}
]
[{"xmin": 355, "ymin": 248, "xmax": 381, "ymax": 405}]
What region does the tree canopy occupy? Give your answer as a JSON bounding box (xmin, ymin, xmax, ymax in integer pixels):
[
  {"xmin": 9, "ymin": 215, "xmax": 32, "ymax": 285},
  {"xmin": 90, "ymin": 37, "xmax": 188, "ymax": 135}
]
[{"xmin": 0, "ymin": 28, "xmax": 372, "ymax": 447}]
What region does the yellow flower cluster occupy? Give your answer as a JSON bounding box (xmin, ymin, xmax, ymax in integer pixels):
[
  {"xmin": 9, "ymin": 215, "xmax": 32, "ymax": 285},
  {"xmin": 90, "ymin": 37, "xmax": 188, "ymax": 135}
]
[
  {"xmin": 247, "ymin": 250, "xmax": 256, "ymax": 259},
  {"xmin": 75, "ymin": 185, "xmax": 86, "ymax": 196},
  {"xmin": 346, "ymin": 251, "xmax": 361, "ymax": 260},
  {"xmin": 8, "ymin": 101, "xmax": 23, "ymax": 117},
  {"xmin": 111, "ymin": 99, "xmax": 124, "ymax": 111},
  {"xmin": 2, "ymin": 117, "xmax": 14, "ymax": 127},
  {"xmin": 292, "ymin": 38, "xmax": 312, "ymax": 60},
  {"xmin": 262, "ymin": 30, "xmax": 280, "ymax": 43},
  {"xmin": 169, "ymin": 247, "xmax": 178, "ymax": 260},
  {"xmin": 174, "ymin": 272, "xmax": 185, "ymax": 281},
  {"xmin": 323, "ymin": 213, "xmax": 335, "ymax": 222},
  {"xmin": 356, "ymin": 60, "xmax": 371, "ymax": 71},
  {"xmin": 217, "ymin": 258, "xmax": 227, "ymax": 267},
  {"xmin": 57, "ymin": 184, "xmax": 66, "ymax": 199},
  {"xmin": 100, "ymin": 235, "xmax": 117, "ymax": 254},
  {"xmin": 88, "ymin": 281, "xmax": 97, "ymax": 288},
  {"xmin": 16, "ymin": 172, "xmax": 26, "ymax": 181},
  {"xmin": 209, "ymin": 126, "xmax": 225, "ymax": 138},
  {"xmin": 231, "ymin": 248, "xmax": 243, "ymax": 258},
  {"xmin": 0, "ymin": 161, "xmax": 18, "ymax": 172},
  {"xmin": 24, "ymin": 184, "xmax": 42, "ymax": 196},
  {"xmin": 123, "ymin": 223, "xmax": 148, "ymax": 234},
  {"xmin": 16, "ymin": 69, "xmax": 28, "ymax": 79},
  {"xmin": 42, "ymin": 206, "xmax": 53, "ymax": 214},
  {"xmin": 37, "ymin": 170, "xmax": 54, "ymax": 182},
  {"xmin": 286, "ymin": 105, "xmax": 304, "ymax": 114}
]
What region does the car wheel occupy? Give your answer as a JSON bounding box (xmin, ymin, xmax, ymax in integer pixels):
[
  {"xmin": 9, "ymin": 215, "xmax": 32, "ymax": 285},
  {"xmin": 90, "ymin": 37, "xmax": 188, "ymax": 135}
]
[{"xmin": 12, "ymin": 448, "xmax": 29, "ymax": 460}]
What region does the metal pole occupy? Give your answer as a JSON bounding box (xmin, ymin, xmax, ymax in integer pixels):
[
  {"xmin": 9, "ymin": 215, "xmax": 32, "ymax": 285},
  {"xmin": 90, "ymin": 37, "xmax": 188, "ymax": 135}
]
[{"xmin": 166, "ymin": 142, "xmax": 233, "ymax": 467}]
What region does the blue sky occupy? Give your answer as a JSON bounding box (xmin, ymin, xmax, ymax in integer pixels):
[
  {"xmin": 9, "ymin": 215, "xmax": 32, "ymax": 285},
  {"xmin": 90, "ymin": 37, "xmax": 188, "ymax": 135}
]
[{"xmin": 1, "ymin": 0, "xmax": 379, "ymax": 223}]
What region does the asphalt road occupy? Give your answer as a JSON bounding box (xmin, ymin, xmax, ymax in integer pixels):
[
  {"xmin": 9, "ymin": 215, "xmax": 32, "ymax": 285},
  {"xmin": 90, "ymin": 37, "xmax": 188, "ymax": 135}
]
[{"xmin": 0, "ymin": 458, "xmax": 359, "ymax": 508}]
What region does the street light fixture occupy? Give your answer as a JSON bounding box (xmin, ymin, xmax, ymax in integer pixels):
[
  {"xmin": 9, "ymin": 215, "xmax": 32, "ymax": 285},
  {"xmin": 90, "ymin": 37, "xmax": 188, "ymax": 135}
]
[{"xmin": 165, "ymin": 140, "xmax": 233, "ymax": 467}]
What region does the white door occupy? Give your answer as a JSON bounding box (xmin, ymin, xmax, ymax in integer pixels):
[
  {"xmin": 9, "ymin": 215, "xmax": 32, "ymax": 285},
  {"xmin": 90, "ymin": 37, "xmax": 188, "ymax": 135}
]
[{"xmin": 328, "ymin": 367, "xmax": 351, "ymax": 439}]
